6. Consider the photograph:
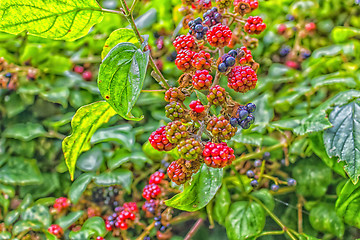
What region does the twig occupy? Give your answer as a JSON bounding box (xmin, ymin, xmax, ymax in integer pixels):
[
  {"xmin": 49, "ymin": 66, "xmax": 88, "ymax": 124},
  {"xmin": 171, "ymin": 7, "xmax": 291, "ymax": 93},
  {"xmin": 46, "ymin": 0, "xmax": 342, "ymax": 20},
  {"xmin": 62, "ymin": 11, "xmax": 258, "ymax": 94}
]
[
  {"xmin": 184, "ymin": 218, "xmax": 204, "ymax": 240},
  {"xmin": 136, "ymin": 221, "xmax": 155, "ymax": 240}
]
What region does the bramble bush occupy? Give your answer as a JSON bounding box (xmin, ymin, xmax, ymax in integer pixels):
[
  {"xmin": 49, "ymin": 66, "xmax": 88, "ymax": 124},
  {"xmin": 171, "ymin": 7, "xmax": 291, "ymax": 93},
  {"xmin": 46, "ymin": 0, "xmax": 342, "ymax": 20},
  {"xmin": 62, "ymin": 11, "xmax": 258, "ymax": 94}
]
[{"xmin": 1, "ymin": 0, "xmax": 360, "ymax": 239}]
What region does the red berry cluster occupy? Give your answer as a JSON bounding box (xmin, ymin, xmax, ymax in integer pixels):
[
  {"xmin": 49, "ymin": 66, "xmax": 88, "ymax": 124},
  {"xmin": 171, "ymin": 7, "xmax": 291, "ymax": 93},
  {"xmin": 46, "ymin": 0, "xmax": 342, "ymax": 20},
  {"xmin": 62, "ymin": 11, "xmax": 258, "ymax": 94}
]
[
  {"xmin": 149, "ymin": 171, "xmax": 166, "ymax": 184},
  {"xmin": 167, "ymin": 159, "xmax": 200, "ymax": 185},
  {"xmin": 191, "ymin": 50, "xmax": 212, "ymax": 70},
  {"xmin": 164, "ymin": 87, "xmax": 185, "ymax": 102},
  {"xmin": 192, "ymin": 70, "xmax": 213, "ymax": 90},
  {"xmin": 48, "ymin": 224, "xmax": 63, "ymax": 238},
  {"xmin": 73, "ymin": 65, "xmax": 93, "ymax": 81},
  {"xmin": 206, "ymin": 24, "xmax": 232, "ymax": 47},
  {"xmin": 203, "ymin": 142, "xmax": 235, "ymax": 168},
  {"xmin": 189, "ymin": 100, "xmax": 205, "ymax": 113},
  {"xmin": 142, "ymin": 183, "xmax": 162, "ymax": 201},
  {"xmin": 53, "ymin": 197, "xmax": 70, "ymax": 212},
  {"xmin": 105, "ymin": 202, "xmax": 138, "ymax": 231},
  {"xmin": 149, "ymin": 126, "xmax": 174, "ymax": 151},
  {"xmin": 173, "ymin": 35, "xmax": 196, "ymax": 52},
  {"xmin": 244, "ymin": 16, "xmax": 266, "ymax": 34},
  {"xmin": 227, "ymin": 65, "xmax": 257, "ymax": 93},
  {"xmin": 238, "ymin": 46, "xmax": 253, "ymax": 65},
  {"xmin": 175, "ymin": 49, "xmax": 195, "ymax": 71},
  {"xmin": 206, "ymin": 115, "xmax": 237, "ymax": 141},
  {"xmin": 165, "ymin": 121, "xmax": 189, "ymax": 144}
]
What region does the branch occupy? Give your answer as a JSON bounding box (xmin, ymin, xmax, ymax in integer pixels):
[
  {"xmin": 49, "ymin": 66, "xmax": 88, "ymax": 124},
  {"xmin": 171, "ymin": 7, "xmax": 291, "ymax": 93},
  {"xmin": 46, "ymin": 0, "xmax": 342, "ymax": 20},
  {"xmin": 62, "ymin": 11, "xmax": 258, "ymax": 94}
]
[{"xmin": 184, "ymin": 218, "xmax": 204, "ymax": 240}]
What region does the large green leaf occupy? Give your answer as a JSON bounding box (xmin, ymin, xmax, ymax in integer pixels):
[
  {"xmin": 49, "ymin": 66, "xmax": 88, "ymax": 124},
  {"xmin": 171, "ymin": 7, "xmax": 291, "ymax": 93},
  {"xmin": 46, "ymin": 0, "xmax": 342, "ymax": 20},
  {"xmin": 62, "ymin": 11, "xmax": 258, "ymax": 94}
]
[
  {"xmin": 22, "ymin": 204, "xmax": 51, "ymax": 227},
  {"xmin": 309, "ymin": 203, "xmax": 344, "ymax": 238},
  {"xmin": 97, "ymin": 42, "xmax": 149, "ymax": 120},
  {"xmin": 12, "ymin": 220, "xmax": 43, "ymax": 235},
  {"xmin": 0, "ymin": 157, "xmax": 42, "ymax": 185},
  {"xmin": 336, "ymin": 180, "xmax": 360, "ymax": 228},
  {"xmin": 213, "ymin": 183, "xmax": 231, "ymax": 225},
  {"xmin": 81, "ymin": 217, "xmax": 106, "ymax": 236},
  {"xmin": 3, "ymin": 123, "xmax": 46, "ymax": 141},
  {"xmin": 324, "ymin": 101, "xmax": 360, "ymax": 183},
  {"xmin": 91, "ymin": 125, "xmax": 135, "ymax": 151},
  {"xmin": 225, "ymin": 201, "xmax": 265, "ymax": 240},
  {"xmin": 250, "ymin": 189, "xmax": 275, "ymax": 213},
  {"xmin": 101, "ymin": 28, "xmax": 139, "ymax": 59},
  {"xmin": 292, "ymin": 157, "xmax": 332, "ymax": 198},
  {"xmin": 56, "ymin": 211, "xmax": 84, "ymax": 229},
  {"xmin": 165, "ymin": 164, "xmax": 223, "ymax": 212},
  {"xmin": 68, "ymin": 173, "xmax": 95, "ymax": 204},
  {"xmin": 62, "ymin": 101, "xmax": 116, "ymax": 180},
  {"xmin": 0, "ymin": 0, "xmax": 103, "ymax": 41},
  {"xmin": 76, "ymin": 146, "xmax": 104, "ymax": 172},
  {"xmin": 93, "ymin": 169, "xmax": 133, "ymax": 193}
]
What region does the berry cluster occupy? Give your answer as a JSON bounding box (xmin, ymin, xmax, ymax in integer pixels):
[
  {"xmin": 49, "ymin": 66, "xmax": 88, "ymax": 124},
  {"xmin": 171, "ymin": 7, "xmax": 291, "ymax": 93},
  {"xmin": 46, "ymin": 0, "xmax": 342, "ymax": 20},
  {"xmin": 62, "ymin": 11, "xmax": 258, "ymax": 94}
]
[
  {"xmin": 149, "ymin": 126, "xmax": 174, "ymax": 151},
  {"xmin": 227, "ymin": 65, "xmax": 257, "ymax": 93},
  {"xmin": 207, "ymin": 85, "xmax": 226, "ymax": 105},
  {"xmin": 189, "ymin": 100, "xmax": 205, "ymax": 113},
  {"xmin": 203, "ymin": 142, "xmax": 235, "ymax": 168},
  {"xmin": 48, "ymin": 224, "xmax": 63, "ymax": 238},
  {"xmin": 230, "ymin": 103, "xmax": 256, "ymax": 129},
  {"xmin": 142, "ymin": 184, "xmax": 162, "ymax": 201},
  {"xmin": 188, "ymin": 17, "xmax": 209, "ymax": 40},
  {"xmin": 105, "ymin": 202, "xmax": 138, "ymax": 231},
  {"xmin": 192, "ymin": 50, "xmax": 212, "ymax": 70},
  {"xmin": 207, "ymin": 115, "xmax": 237, "ymax": 140},
  {"xmin": 53, "ymin": 197, "xmax": 70, "ymax": 212},
  {"xmin": 192, "ymin": 69, "xmax": 213, "ymax": 90},
  {"xmin": 165, "ymin": 121, "xmax": 189, "ymax": 144},
  {"xmin": 206, "ymin": 23, "xmax": 232, "ymax": 47},
  {"xmin": 203, "ymin": 7, "xmax": 222, "ymax": 27},
  {"xmin": 164, "ymin": 87, "xmax": 186, "ymax": 102},
  {"xmin": 218, "ymin": 51, "xmax": 236, "ymax": 72},
  {"xmin": 244, "ymin": 16, "xmax": 266, "ymax": 35},
  {"xmin": 165, "ymin": 101, "xmax": 187, "ymax": 121}
]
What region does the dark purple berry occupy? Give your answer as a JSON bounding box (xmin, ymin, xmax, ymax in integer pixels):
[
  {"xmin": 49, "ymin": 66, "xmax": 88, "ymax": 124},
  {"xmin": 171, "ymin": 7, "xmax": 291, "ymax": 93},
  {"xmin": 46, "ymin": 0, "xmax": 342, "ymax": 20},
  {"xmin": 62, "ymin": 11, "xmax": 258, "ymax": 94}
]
[
  {"xmin": 279, "ymin": 46, "xmax": 291, "ymax": 57},
  {"xmin": 228, "ymin": 50, "xmax": 237, "ymax": 58},
  {"xmin": 263, "ymin": 152, "xmax": 271, "ymax": 160},
  {"xmin": 5, "ymin": 73, "xmax": 11, "ymax": 78},
  {"xmin": 218, "ymin": 62, "xmax": 227, "ymax": 72},
  {"xmin": 225, "ymin": 56, "xmax": 236, "ymax": 67},
  {"xmin": 246, "ymin": 115, "xmax": 255, "ymax": 124},
  {"xmin": 254, "ymin": 159, "xmax": 262, "ymax": 167},
  {"xmin": 239, "ymin": 110, "xmax": 249, "ymax": 120},
  {"xmin": 246, "ymin": 170, "xmax": 255, "ymax": 178},
  {"xmin": 288, "ymin": 178, "xmax": 297, "ymax": 186},
  {"xmin": 240, "ymin": 120, "xmax": 251, "ymax": 129},
  {"xmin": 194, "ymin": 17, "xmax": 202, "ymax": 24},
  {"xmin": 195, "ymin": 24, "xmax": 203, "ymax": 32},
  {"xmin": 271, "ymin": 184, "xmax": 279, "ymax": 192},
  {"xmin": 155, "ymin": 221, "xmax": 162, "ymax": 229},
  {"xmin": 246, "ymin": 103, "xmax": 256, "ymax": 113},
  {"xmin": 230, "ymin": 117, "xmax": 238, "ymax": 127},
  {"xmin": 250, "ymin": 179, "xmax": 258, "ymax": 187}
]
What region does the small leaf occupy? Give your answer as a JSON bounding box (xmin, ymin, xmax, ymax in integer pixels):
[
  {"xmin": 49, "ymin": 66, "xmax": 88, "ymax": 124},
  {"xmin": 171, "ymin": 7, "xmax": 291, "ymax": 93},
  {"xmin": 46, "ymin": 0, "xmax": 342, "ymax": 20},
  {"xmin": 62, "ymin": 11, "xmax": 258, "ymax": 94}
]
[
  {"xmin": 336, "ymin": 180, "xmax": 360, "ymax": 228},
  {"xmin": 3, "ymin": 123, "xmax": 46, "ymax": 141},
  {"xmin": 102, "ymin": 28, "xmax": 139, "ymax": 59},
  {"xmin": 22, "ymin": 205, "xmax": 51, "ymax": 227},
  {"xmin": 225, "ymin": 201, "xmax": 265, "ymax": 240},
  {"xmin": 62, "ymin": 101, "xmax": 116, "ymax": 180},
  {"xmin": 97, "ymin": 43, "xmax": 149, "ymax": 120},
  {"xmin": 76, "ymin": 146, "xmax": 104, "ymax": 172},
  {"xmin": 82, "ymin": 217, "xmax": 106, "ymax": 236},
  {"xmin": 69, "ymin": 229, "xmax": 95, "ymax": 240},
  {"xmin": 0, "ymin": 231, "xmax": 11, "ymax": 240},
  {"xmin": 68, "ymin": 173, "xmax": 95, "ymax": 204},
  {"xmin": 324, "ymin": 100, "xmax": 360, "ymax": 183},
  {"xmin": 12, "ymin": 220, "xmax": 43, "ymax": 236},
  {"xmin": 56, "ymin": 211, "xmax": 84, "ymax": 230},
  {"xmin": 93, "ymin": 169, "xmax": 133, "ymax": 193},
  {"xmin": 292, "ymin": 157, "xmax": 332, "ymax": 198},
  {"xmin": 331, "ymin": 26, "xmax": 360, "ymax": 43},
  {"xmin": 165, "ymin": 164, "xmax": 223, "ymax": 212},
  {"xmin": 213, "ymin": 183, "xmax": 231, "ymax": 225},
  {"xmin": 0, "ymin": 0, "xmax": 103, "ymax": 41},
  {"xmin": 250, "ymin": 189, "xmax": 275, "ymax": 212},
  {"xmin": 4, "ymin": 210, "xmax": 19, "ymax": 226},
  {"xmin": 309, "ymin": 203, "xmax": 344, "ymax": 238},
  {"xmin": 91, "ymin": 125, "xmax": 135, "ymax": 151},
  {"xmin": 0, "ymin": 157, "xmax": 42, "ymax": 185}
]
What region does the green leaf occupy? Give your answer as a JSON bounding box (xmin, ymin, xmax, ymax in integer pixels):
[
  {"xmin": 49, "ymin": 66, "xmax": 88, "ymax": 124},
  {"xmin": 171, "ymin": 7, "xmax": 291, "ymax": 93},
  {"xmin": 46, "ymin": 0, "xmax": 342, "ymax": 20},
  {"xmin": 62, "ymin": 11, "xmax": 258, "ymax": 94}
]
[
  {"xmin": 324, "ymin": 101, "xmax": 360, "ymax": 183},
  {"xmin": 250, "ymin": 189, "xmax": 275, "ymax": 212},
  {"xmin": 165, "ymin": 164, "xmax": 223, "ymax": 211},
  {"xmin": 22, "ymin": 204, "xmax": 51, "ymax": 227},
  {"xmin": 336, "ymin": 180, "xmax": 360, "ymax": 228},
  {"xmin": 40, "ymin": 87, "xmax": 70, "ymax": 108},
  {"xmin": 93, "ymin": 169, "xmax": 133, "ymax": 193},
  {"xmin": 20, "ymin": 173, "xmax": 60, "ymax": 199},
  {"xmin": 3, "ymin": 123, "xmax": 46, "ymax": 141},
  {"xmin": 56, "ymin": 211, "xmax": 84, "ymax": 229},
  {"xmin": 225, "ymin": 201, "xmax": 265, "ymax": 240},
  {"xmin": 102, "ymin": 28, "xmax": 139, "ymax": 59},
  {"xmin": 5, "ymin": 210, "xmax": 20, "ymax": 226},
  {"xmin": 213, "ymin": 183, "xmax": 231, "ymax": 225},
  {"xmin": 309, "ymin": 203, "xmax": 344, "ymax": 238},
  {"xmin": 76, "ymin": 146, "xmax": 104, "ymax": 172},
  {"xmin": 0, "ymin": 232, "xmax": 11, "ymax": 240},
  {"xmin": 68, "ymin": 173, "xmax": 95, "ymax": 204},
  {"xmin": 97, "ymin": 43, "xmax": 149, "ymax": 120},
  {"xmin": 62, "ymin": 101, "xmax": 116, "ymax": 180},
  {"xmin": 0, "ymin": 0, "xmax": 103, "ymax": 41},
  {"xmin": 91, "ymin": 125, "xmax": 135, "ymax": 151},
  {"xmin": 0, "ymin": 157, "xmax": 42, "ymax": 185},
  {"xmin": 292, "ymin": 157, "xmax": 332, "ymax": 198},
  {"xmin": 69, "ymin": 229, "xmax": 94, "ymax": 240},
  {"xmin": 331, "ymin": 27, "xmax": 360, "ymax": 43},
  {"xmin": 82, "ymin": 217, "xmax": 106, "ymax": 236},
  {"xmin": 12, "ymin": 220, "xmax": 43, "ymax": 235}
]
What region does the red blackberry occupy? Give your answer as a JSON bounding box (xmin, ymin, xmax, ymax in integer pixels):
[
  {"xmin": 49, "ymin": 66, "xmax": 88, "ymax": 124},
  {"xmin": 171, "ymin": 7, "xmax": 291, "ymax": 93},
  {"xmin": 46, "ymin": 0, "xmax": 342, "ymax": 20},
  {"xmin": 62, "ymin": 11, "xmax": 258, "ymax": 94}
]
[
  {"xmin": 74, "ymin": 65, "xmax": 84, "ymax": 74},
  {"xmin": 203, "ymin": 142, "xmax": 235, "ymax": 168},
  {"xmin": 191, "ymin": 50, "xmax": 212, "ymax": 70},
  {"xmin": 244, "ymin": 16, "xmax": 266, "ymax": 35},
  {"xmin": 305, "ymin": 22, "xmax": 316, "ymax": 32},
  {"xmin": 149, "ymin": 171, "xmax": 165, "ymax": 184},
  {"xmin": 53, "ymin": 197, "xmax": 70, "ymax": 212},
  {"xmin": 192, "ymin": 70, "xmax": 213, "ymax": 90},
  {"xmin": 48, "ymin": 224, "xmax": 63, "ymax": 238},
  {"xmin": 189, "ymin": 100, "xmax": 205, "ymax": 113},
  {"xmin": 142, "ymin": 184, "xmax": 161, "ymax": 201},
  {"xmin": 164, "ymin": 87, "xmax": 185, "ymax": 102},
  {"xmin": 277, "ymin": 24, "xmax": 287, "ymax": 34},
  {"xmin": 173, "ymin": 35, "xmax": 196, "ymax": 52},
  {"xmin": 216, "ymin": 0, "xmax": 232, "ymax": 9},
  {"xmin": 96, "ymin": 237, "xmax": 105, "ymax": 240},
  {"xmin": 206, "ymin": 115, "xmax": 237, "ymax": 141},
  {"xmin": 123, "ymin": 202, "xmax": 138, "ymax": 213},
  {"xmin": 178, "ymin": 138, "xmax": 203, "ymax": 160},
  {"xmin": 82, "ymin": 71, "xmax": 93, "ymax": 81},
  {"xmin": 175, "ymin": 49, "xmax": 195, "ymax": 72},
  {"xmin": 149, "ymin": 126, "xmax": 174, "ymax": 152},
  {"xmin": 234, "ymin": 0, "xmax": 258, "ymax": 15},
  {"xmin": 238, "ymin": 46, "xmax": 253, "ymax": 65},
  {"xmin": 227, "ymin": 65, "xmax": 257, "ymax": 93},
  {"xmin": 165, "ymin": 101, "xmax": 188, "ymax": 121},
  {"xmin": 167, "ymin": 160, "xmax": 192, "ymax": 185},
  {"xmin": 206, "ymin": 24, "xmax": 232, "ymax": 47},
  {"xmin": 165, "ymin": 121, "xmax": 189, "ymax": 144},
  {"xmin": 207, "ymin": 85, "xmax": 226, "ymax": 105}
]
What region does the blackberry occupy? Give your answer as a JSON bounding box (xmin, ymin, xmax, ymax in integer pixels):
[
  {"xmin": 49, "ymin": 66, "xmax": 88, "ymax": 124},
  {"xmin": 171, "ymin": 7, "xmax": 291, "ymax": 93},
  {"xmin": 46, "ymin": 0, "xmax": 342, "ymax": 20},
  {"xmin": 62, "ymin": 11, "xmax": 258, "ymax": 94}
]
[
  {"xmin": 216, "ymin": 0, "xmax": 232, "ymax": 9},
  {"xmin": 238, "ymin": 109, "xmax": 249, "ymax": 120},
  {"xmin": 302, "ymin": 52, "xmax": 311, "ymax": 59},
  {"xmin": 271, "ymin": 184, "xmax": 279, "ymax": 192},
  {"xmin": 207, "ymin": 85, "xmax": 226, "ymax": 105},
  {"xmin": 279, "ymin": 46, "xmax": 291, "ymax": 57},
  {"xmin": 287, "ymin": 178, "xmax": 297, "ymax": 186},
  {"xmin": 244, "ymin": 16, "xmax": 266, "ymax": 35},
  {"xmin": 254, "ymin": 159, "xmax": 262, "ymax": 167},
  {"xmin": 164, "ymin": 87, "xmax": 186, "ymax": 102},
  {"xmin": 175, "ymin": 49, "xmax": 195, "ymax": 72},
  {"xmin": 191, "ymin": 50, "xmax": 212, "ymax": 70},
  {"xmin": 155, "ymin": 221, "xmax": 162, "ymax": 229},
  {"xmin": 230, "ymin": 118, "xmax": 238, "ymax": 127},
  {"xmin": 246, "ymin": 170, "xmax": 255, "ymax": 178},
  {"xmin": 206, "ymin": 24, "xmax": 232, "ymax": 47},
  {"xmin": 238, "ymin": 46, "xmax": 253, "ymax": 65},
  {"xmin": 263, "ymin": 152, "xmax": 270, "ymax": 160},
  {"xmin": 189, "ymin": 17, "xmax": 208, "ymax": 40},
  {"xmin": 286, "ymin": 14, "xmax": 295, "ymax": 21},
  {"xmin": 189, "ymin": 100, "xmax": 205, "ymax": 113},
  {"xmin": 178, "ymin": 138, "xmax": 203, "ymax": 160},
  {"xmin": 167, "ymin": 160, "xmax": 193, "ymax": 185},
  {"xmin": 227, "ymin": 65, "xmax": 257, "ymax": 93},
  {"xmin": 142, "ymin": 184, "xmax": 161, "ymax": 201},
  {"xmin": 246, "ymin": 103, "xmax": 256, "ymax": 113},
  {"xmin": 203, "ymin": 142, "xmax": 235, "ymax": 168},
  {"xmin": 192, "ymin": 69, "xmax": 213, "ymax": 90},
  {"xmin": 206, "ymin": 115, "xmax": 237, "ymax": 141},
  {"xmin": 165, "ymin": 101, "xmax": 188, "ymax": 122},
  {"xmin": 48, "ymin": 225, "xmax": 63, "ymax": 238},
  {"xmin": 173, "ymin": 35, "xmax": 196, "ymax": 52},
  {"xmin": 218, "ymin": 62, "xmax": 227, "ymax": 72},
  {"xmin": 149, "ymin": 171, "xmax": 165, "ymax": 184},
  {"xmin": 142, "ymin": 199, "xmax": 158, "ymax": 214},
  {"xmin": 4, "ymin": 72, "xmax": 11, "ymax": 78},
  {"xmin": 149, "ymin": 126, "xmax": 174, "ymax": 151},
  {"xmin": 143, "ymin": 237, "xmax": 151, "ymax": 240},
  {"xmin": 228, "ymin": 50, "xmax": 238, "ymax": 58},
  {"xmin": 165, "ymin": 121, "xmax": 189, "ymax": 144},
  {"xmin": 203, "ymin": 7, "xmax": 222, "ymax": 27},
  {"xmin": 250, "ymin": 179, "xmax": 258, "ymax": 187}
]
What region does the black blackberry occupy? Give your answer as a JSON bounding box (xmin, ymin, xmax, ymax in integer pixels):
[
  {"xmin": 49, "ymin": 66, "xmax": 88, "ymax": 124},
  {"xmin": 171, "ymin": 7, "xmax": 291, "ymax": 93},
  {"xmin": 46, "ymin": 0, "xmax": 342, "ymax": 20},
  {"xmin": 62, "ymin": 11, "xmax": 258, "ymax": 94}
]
[
  {"xmin": 203, "ymin": 7, "xmax": 222, "ymax": 27},
  {"xmin": 188, "ymin": 17, "xmax": 208, "ymax": 40}
]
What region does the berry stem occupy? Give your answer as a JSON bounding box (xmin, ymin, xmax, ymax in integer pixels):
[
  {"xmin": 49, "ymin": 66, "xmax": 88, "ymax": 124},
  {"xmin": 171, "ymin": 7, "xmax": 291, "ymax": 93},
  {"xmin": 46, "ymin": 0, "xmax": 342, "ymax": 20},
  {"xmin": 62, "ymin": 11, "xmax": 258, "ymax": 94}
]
[
  {"xmin": 101, "ymin": 8, "xmax": 126, "ymax": 16},
  {"xmin": 135, "ymin": 221, "xmax": 155, "ymax": 240},
  {"xmin": 230, "ymin": 165, "xmax": 246, "ymax": 193},
  {"xmin": 184, "ymin": 218, "xmax": 204, "ymax": 240},
  {"xmin": 130, "ymin": 0, "xmax": 139, "ymax": 12},
  {"xmin": 250, "ymin": 196, "xmax": 298, "ymax": 240},
  {"xmin": 262, "ymin": 174, "xmax": 288, "ymax": 185},
  {"xmin": 170, "ymin": 211, "xmax": 202, "ymax": 225}
]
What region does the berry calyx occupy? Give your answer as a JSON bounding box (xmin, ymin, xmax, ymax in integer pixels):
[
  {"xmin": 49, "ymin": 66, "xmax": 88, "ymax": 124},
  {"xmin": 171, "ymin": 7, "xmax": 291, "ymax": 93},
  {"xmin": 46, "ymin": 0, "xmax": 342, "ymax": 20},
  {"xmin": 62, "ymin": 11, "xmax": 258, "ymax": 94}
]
[
  {"xmin": 192, "ymin": 69, "xmax": 213, "ymax": 90},
  {"xmin": 173, "ymin": 35, "xmax": 196, "ymax": 52},
  {"xmin": 227, "ymin": 65, "xmax": 257, "ymax": 93},
  {"xmin": 206, "ymin": 24, "xmax": 232, "ymax": 47},
  {"xmin": 206, "ymin": 115, "xmax": 237, "ymax": 141},
  {"xmin": 203, "ymin": 142, "xmax": 235, "ymax": 168},
  {"xmin": 191, "ymin": 50, "xmax": 212, "ymax": 70},
  {"xmin": 164, "ymin": 87, "xmax": 186, "ymax": 102},
  {"xmin": 142, "ymin": 184, "xmax": 161, "ymax": 201},
  {"xmin": 207, "ymin": 85, "xmax": 226, "ymax": 105},
  {"xmin": 149, "ymin": 171, "xmax": 166, "ymax": 184},
  {"xmin": 149, "ymin": 126, "xmax": 174, "ymax": 152},
  {"xmin": 48, "ymin": 224, "xmax": 63, "ymax": 238},
  {"xmin": 175, "ymin": 49, "xmax": 195, "ymax": 72},
  {"xmin": 178, "ymin": 138, "xmax": 203, "ymax": 160},
  {"xmin": 165, "ymin": 121, "xmax": 189, "ymax": 144},
  {"xmin": 244, "ymin": 16, "xmax": 266, "ymax": 35},
  {"xmin": 189, "ymin": 100, "xmax": 205, "ymax": 113},
  {"xmin": 234, "ymin": 0, "xmax": 258, "ymax": 15}
]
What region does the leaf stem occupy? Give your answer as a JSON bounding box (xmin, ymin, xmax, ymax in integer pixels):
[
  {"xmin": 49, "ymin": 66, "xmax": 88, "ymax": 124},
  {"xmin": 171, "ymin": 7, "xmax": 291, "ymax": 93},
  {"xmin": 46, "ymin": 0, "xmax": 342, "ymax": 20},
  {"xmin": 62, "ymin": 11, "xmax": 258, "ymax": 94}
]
[
  {"xmin": 184, "ymin": 218, "xmax": 204, "ymax": 240},
  {"xmin": 256, "ymin": 230, "xmax": 285, "ymax": 237},
  {"xmin": 130, "ymin": 0, "xmax": 140, "ymax": 12},
  {"xmin": 101, "ymin": 8, "xmax": 125, "ymax": 16}
]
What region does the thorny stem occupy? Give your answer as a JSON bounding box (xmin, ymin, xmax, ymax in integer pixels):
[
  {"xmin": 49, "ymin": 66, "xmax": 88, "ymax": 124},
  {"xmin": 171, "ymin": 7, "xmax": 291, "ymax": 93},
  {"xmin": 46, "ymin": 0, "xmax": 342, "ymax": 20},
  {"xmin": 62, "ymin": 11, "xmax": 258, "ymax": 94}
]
[
  {"xmin": 250, "ymin": 196, "xmax": 298, "ymax": 240},
  {"xmin": 184, "ymin": 218, "xmax": 204, "ymax": 240}
]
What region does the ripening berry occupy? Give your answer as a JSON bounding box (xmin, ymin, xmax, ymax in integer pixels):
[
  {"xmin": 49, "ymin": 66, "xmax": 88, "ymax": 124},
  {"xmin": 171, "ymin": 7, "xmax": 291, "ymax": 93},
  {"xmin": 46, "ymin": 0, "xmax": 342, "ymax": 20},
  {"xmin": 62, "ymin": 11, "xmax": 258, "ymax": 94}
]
[
  {"xmin": 206, "ymin": 24, "xmax": 232, "ymax": 47},
  {"xmin": 250, "ymin": 179, "xmax": 258, "ymax": 187},
  {"xmin": 178, "ymin": 138, "xmax": 203, "ymax": 160},
  {"xmin": 305, "ymin": 22, "xmax": 316, "ymax": 32},
  {"xmin": 165, "ymin": 101, "xmax": 187, "ymax": 121},
  {"xmin": 82, "ymin": 70, "xmax": 92, "ymax": 81},
  {"xmin": 74, "ymin": 65, "xmax": 84, "ymax": 74},
  {"xmin": 164, "ymin": 87, "xmax": 185, "ymax": 102},
  {"xmin": 203, "ymin": 7, "xmax": 222, "ymax": 27},
  {"xmin": 48, "ymin": 224, "xmax": 63, "ymax": 238},
  {"xmin": 53, "ymin": 197, "xmax": 71, "ymax": 211},
  {"xmin": 246, "ymin": 170, "xmax": 255, "ymax": 178},
  {"xmin": 148, "ymin": 126, "xmax": 174, "ymax": 152},
  {"xmin": 165, "ymin": 121, "xmax": 189, "ymax": 144},
  {"xmin": 227, "ymin": 65, "xmax": 257, "ymax": 93},
  {"xmin": 142, "ymin": 184, "xmax": 161, "ymax": 201},
  {"xmin": 192, "ymin": 69, "xmax": 213, "ymax": 90},
  {"xmin": 173, "ymin": 35, "xmax": 196, "ymax": 52},
  {"xmin": 191, "ymin": 50, "xmax": 212, "ymax": 70},
  {"xmin": 203, "ymin": 142, "xmax": 235, "ymax": 168},
  {"xmin": 175, "ymin": 49, "xmax": 195, "ymax": 72},
  {"xmin": 277, "ymin": 24, "xmax": 287, "ymax": 34},
  {"xmin": 167, "ymin": 160, "xmax": 193, "ymax": 185},
  {"xmin": 189, "ymin": 100, "xmax": 205, "ymax": 113},
  {"xmin": 244, "ymin": 16, "xmax": 266, "ymax": 34},
  {"xmin": 288, "ymin": 178, "xmax": 297, "ymax": 186},
  {"xmin": 207, "ymin": 85, "xmax": 226, "ymax": 105},
  {"xmin": 206, "ymin": 115, "xmax": 237, "ymax": 141},
  {"xmin": 238, "ymin": 46, "xmax": 253, "ymax": 65},
  {"xmin": 149, "ymin": 171, "xmax": 165, "ymax": 184},
  {"xmin": 216, "ymin": 0, "xmax": 232, "ymax": 9},
  {"xmin": 254, "ymin": 159, "xmax": 262, "ymax": 167}
]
